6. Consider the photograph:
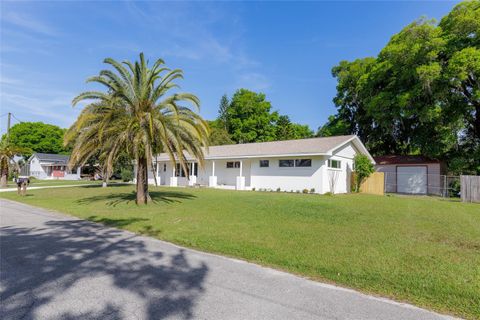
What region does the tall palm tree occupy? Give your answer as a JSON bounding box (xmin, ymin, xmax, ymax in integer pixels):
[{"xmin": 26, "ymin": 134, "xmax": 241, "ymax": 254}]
[
  {"xmin": 0, "ymin": 140, "xmax": 30, "ymax": 188},
  {"xmin": 70, "ymin": 53, "xmax": 209, "ymax": 204},
  {"xmin": 65, "ymin": 95, "xmax": 124, "ymax": 188}
]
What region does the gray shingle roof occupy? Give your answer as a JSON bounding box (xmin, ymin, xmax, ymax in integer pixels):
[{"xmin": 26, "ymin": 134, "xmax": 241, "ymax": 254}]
[
  {"xmin": 155, "ymin": 135, "xmax": 358, "ymax": 160},
  {"xmin": 32, "ymin": 153, "xmax": 70, "ymax": 164}
]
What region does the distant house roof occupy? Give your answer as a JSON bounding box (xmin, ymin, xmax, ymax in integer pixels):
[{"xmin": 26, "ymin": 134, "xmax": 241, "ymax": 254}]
[
  {"xmin": 155, "ymin": 135, "xmax": 374, "ymax": 162},
  {"xmin": 31, "ymin": 153, "xmax": 70, "ymax": 165},
  {"xmin": 374, "ymin": 155, "xmax": 440, "ymax": 165}
]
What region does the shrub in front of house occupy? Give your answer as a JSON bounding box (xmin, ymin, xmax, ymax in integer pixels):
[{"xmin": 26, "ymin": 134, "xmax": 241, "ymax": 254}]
[{"xmin": 121, "ymin": 168, "xmax": 134, "ymax": 182}]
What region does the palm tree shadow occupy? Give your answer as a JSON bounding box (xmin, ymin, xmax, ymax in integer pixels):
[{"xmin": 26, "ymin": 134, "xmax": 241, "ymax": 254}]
[
  {"xmin": 86, "ymin": 216, "xmax": 163, "ymax": 237},
  {"xmin": 76, "ymin": 191, "xmax": 196, "ymax": 207},
  {"xmin": 0, "ymin": 219, "xmax": 209, "ymax": 319}
]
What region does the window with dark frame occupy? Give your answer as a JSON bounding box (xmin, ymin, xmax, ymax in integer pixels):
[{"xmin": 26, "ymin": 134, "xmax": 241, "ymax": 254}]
[
  {"xmin": 328, "ymin": 159, "xmax": 341, "ymax": 169},
  {"xmin": 175, "ymin": 163, "xmax": 186, "ymax": 177},
  {"xmin": 279, "ymin": 159, "xmax": 313, "ymax": 168},
  {"xmin": 163, "ymin": 164, "xmax": 167, "ymax": 172},
  {"xmin": 259, "ymin": 160, "xmax": 269, "ymax": 167},
  {"xmin": 226, "ymin": 161, "xmax": 240, "ymax": 168},
  {"xmin": 279, "ymin": 159, "xmax": 294, "ymax": 167},
  {"xmin": 295, "ymin": 159, "xmax": 312, "ymax": 167}
]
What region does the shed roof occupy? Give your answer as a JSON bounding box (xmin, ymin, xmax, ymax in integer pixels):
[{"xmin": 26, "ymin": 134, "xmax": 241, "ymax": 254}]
[{"xmin": 374, "ymin": 155, "xmax": 440, "ymax": 165}]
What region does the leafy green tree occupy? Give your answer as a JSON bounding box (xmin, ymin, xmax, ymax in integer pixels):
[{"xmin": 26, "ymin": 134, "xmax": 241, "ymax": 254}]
[
  {"xmin": 69, "ymin": 53, "xmax": 209, "ymax": 204},
  {"xmin": 329, "ymin": 1, "xmax": 480, "ymax": 173},
  {"xmin": 226, "ymin": 89, "xmax": 279, "ymax": 143},
  {"xmin": 275, "ymin": 115, "xmax": 292, "ymax": 140},
  {"xmin": 290, "ymin": 123, "xmax": 314, "ymax": 139},
  {"xmin": 275, "ymin": 115, "xmax": 313, "ymax": 140},
  {"xmin": 218, "ymin": 94, "xmax": 229, "ymax": 130},
  {"xmin": 353, "ymin": 154, "xmax": 375, "ymax": 193},
  {"xmin": 207, "ymin": 120, "xmax": 234, "ymax": 146},
  {"xmin": 1, "ymin": 122, "xmax": 68, "ymax": 158},
  {"xmin": 0, "ymin": 140, "xmax": 30, "ymax": 187},
  {"xmin": 316, "ymin": 115, "xmax": 350, "ymax": 137}
]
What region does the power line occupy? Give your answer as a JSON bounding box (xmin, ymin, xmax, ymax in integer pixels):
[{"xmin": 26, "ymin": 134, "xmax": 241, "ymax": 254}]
[{"xmin": 11, "ymin": 113, "xmax": 23, "ymax": 124}]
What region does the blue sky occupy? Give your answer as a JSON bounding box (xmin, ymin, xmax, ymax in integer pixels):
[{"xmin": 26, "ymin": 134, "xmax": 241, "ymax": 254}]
[{"xmin": 0, "ymin": 1, "xmax": 459, "ymax": 134}]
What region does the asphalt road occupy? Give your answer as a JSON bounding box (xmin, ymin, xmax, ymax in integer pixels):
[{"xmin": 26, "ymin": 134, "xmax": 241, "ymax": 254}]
[{"xmin": 0, "ymin": 199, "xmax": 456, "ymax": 320}]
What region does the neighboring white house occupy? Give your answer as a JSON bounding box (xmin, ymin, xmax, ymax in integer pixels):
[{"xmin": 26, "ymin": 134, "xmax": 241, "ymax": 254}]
[
  {"xmin": 134, "ymin": 135, "xmax": 374, "ymax": 194},
  {"xmin": 27, "ymin": 153, "xmax": 81, "ymax": 180}
]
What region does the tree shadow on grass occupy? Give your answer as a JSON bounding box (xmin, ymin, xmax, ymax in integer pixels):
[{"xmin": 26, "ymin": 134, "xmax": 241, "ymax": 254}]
[
  {"xmin": 0, "ymin": 218, "xmax": 208, "ymax": 319},
  {"xmin": 79, "ymin": 183, "xmax": 131, "ymax": 189},
  {"xmin": 76, "ymin": 191, "xmax": 196, "ymax": 207},
  {"xmin": 87, "ymin": 216, "xmax": 163, "ymax": 237},
  {"xmin": 87, "ymin": 216, "xmax": 149, "ymax": 228}
]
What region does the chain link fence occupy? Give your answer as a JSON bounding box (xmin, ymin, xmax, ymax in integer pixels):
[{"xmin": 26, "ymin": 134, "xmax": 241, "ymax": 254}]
[{"xmin": 383, "ymin": 172, "xmax": 460, "ymax": 198}]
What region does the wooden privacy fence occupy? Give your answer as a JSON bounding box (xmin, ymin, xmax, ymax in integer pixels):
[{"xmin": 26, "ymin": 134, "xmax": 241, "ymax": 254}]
[
  {"xmin": 460, "ymin": 175, "xmax": 480, "ymax": 203},
  {"xmin": 351, "ymin": 172, "xmax": 385, "ymax": 195}
]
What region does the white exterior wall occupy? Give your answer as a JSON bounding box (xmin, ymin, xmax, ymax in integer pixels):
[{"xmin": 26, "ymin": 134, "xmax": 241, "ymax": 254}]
[
  {"xmin": 321, "ymin": 142, "xmax": 357, "ymax": 194},
  {"xmin": 138, "ymin": 141, "xmax": 365, "ymax": 194},
  {"xmin": 250, "ymin": 156, "xmax": 324, "ymax": 193},
  {"xmin": 29, "ymin": 156, "xmax": 48, "ymax": 179},
  {"xmin": 29, "ymin": 156, "xmax": 80, "ymax": 180}
]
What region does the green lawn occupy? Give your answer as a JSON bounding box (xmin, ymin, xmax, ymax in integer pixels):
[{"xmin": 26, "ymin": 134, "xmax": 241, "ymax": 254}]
[
  {"xmin": 1, "ymin": 179, "xmax": 120, "ymax": 189},
  {"xmin": 1, "ymin": 185, "xmax": 479, "ymax": 319}
]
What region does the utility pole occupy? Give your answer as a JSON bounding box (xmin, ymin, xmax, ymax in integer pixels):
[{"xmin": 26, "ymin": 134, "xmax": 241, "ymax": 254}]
[{"xmin": 6, "ymin": 112, "xmax": 11, "ymax": 143}]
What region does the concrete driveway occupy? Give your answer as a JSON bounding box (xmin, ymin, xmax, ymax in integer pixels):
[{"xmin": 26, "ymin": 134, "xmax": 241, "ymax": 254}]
[{"xmin": 0, "ymin": 199, "xmax": 455, "ymax": 320}]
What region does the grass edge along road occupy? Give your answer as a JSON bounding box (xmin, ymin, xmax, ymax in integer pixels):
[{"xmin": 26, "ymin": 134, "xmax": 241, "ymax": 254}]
[{"xmin": 1, "ymin": 185, "xmax": 479, "ymax": 319}]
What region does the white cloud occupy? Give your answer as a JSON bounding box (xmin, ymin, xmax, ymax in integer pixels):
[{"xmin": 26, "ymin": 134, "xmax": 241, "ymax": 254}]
[
  {"xmin": 124, "ymin": 1, "xmax": 259, "ymax": 68},
  {"xmin": 0, "ymin": 76, "xmax": 22, "ymax": 85},
  {"xmin": 0, "ymin": 81, "xmax": 79, "ymax": 128},
  {"xmin": 2, "ymin": 12, "xmax": 58, "ymax": 36}
]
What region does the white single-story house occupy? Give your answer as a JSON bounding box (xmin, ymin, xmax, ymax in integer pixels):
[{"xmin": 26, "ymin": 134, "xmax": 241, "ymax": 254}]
[
  {"xmin": 135, "ymin": 135, "xmax": 374, "ymax": 194},
  {"xmin": 374, "ymin": 155, "xmax": 446, "ymax": 195},
  {"xmin": 27, "ymin": 153, "xmax": 81, "ymax": 180}
]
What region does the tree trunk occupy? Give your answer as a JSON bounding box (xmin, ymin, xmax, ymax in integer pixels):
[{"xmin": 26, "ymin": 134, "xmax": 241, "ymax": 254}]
[
  {"xmin": 0, "ymin": 161, "xmax": 8, "ymax": 188},
  {"xmin": 136, "ymin": 156, "xmax": 150, "ymax": 204}
]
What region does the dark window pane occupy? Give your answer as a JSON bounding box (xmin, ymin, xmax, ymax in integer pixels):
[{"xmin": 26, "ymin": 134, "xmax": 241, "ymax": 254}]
[
  {"xmin": 295, "ymin": 159, "xmax": 312, "ymax": 167},
  {"xmin": 279, "ymin": 160, "xmax": 294, "ymax": 167},
  {"xmin": 227, "ymin": 161, "xmax": 241, "ymax": 168},
  {"xmin": 328, "ymin": 160, "xmax": 341, "ymax": 169},
  {"xmin": 259, "ymin": 160, "xmax": 269, "ymax": 167},
  {"xmin": 176, "ymin": 164, "xmax": 186, "ymax": 177}
]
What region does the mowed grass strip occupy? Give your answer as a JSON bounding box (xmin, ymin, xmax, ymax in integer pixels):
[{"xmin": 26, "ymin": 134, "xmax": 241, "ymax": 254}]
[
  {"xmin": 1, "ymin": 179, "xmax": 102, "ymax": 189},
  {"xmin": 1, "ymin": 185, "xmax": 479, "ymax": 319}
]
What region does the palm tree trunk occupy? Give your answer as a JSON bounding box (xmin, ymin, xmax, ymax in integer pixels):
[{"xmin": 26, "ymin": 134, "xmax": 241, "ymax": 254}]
[
  {"xmin": 136, "ymin": 156, "xmax": 150, "ymax": 204},
  {"xmin": 1, "ymin": 160, "xmax": 8, "ymax": 188},
  {"xmin": 102, "ymin": 168, "xmax": 108, "ymax": 187}
]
